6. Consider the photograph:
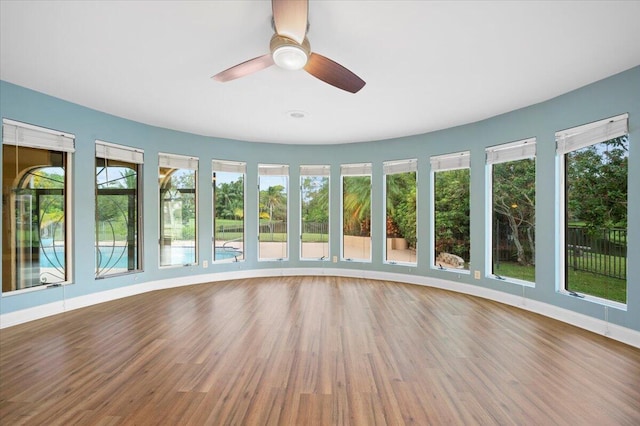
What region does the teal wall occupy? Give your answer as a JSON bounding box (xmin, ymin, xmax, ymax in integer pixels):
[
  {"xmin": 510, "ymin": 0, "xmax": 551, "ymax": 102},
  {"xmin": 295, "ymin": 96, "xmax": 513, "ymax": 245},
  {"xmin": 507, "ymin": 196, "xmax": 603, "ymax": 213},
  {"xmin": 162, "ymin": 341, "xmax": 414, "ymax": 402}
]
[{"xmin": 1, "ymin": 66, "xmax": 638, "ymax": 331}]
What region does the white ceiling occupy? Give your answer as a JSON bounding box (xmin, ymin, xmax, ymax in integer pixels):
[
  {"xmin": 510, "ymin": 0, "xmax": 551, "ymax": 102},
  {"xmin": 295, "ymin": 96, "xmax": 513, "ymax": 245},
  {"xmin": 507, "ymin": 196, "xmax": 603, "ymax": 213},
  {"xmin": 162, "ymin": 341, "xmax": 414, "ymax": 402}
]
[{"xmin": 2, "ymin": 1, "xmax": 640, "ymax": 145}]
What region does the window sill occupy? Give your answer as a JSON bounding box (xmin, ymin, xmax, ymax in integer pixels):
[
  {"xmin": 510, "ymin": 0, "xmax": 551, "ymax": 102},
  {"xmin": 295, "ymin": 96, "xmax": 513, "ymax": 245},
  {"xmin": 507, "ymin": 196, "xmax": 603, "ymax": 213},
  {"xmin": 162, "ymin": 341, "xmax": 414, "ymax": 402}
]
[
  {"xmin": 2, "ymin": 281, "xmax": 72, "ymax": 297},
  {"xmin": 159, "ymin": 263, "xmax": 198, "ymax": 269},
  {"xmin": 213, "ymin": 258, "xmax": 245, "ymax": 264},
  {"xmin": 489, "ymin": 274, "xmax": 535, "ymax": 288},
  {"xmin": 559, "ymin": 290, "xmax": 627, "ymax": 311},
  {"xmin": 384, "ymin": 261, "xmax": 417, "ymax": 267},
  {"xmin": 431, "ymin": 266, "xmax": 470, "ymax": 274}
]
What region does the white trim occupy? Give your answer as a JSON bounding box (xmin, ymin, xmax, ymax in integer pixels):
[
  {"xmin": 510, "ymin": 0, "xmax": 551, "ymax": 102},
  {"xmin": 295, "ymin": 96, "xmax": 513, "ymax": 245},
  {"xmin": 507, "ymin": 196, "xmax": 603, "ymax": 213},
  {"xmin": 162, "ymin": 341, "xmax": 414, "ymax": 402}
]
[
  {"xmin": 158, "ymin": 152, "xmax": 198, "ymax": 170},
  {"xmin": 3, "ymin": 119, "xmax": 75, "ymax": 152},
  {"xmin": 2, "ymin": 269, "xmax": 638, "ymax": 348},
  {"xmin": 300, "ymin": 164, "xmax": 330, "ymax": 176},
  {"xmin": 556, "ymin": 113, "xmax": 628, "ymax": 155},
  {"xmin": 3, "ymin": 118, "xmax": 75, "ymax": 139},
  {"xmin": 212, "ymin": 159, "xmax": 246, "ymax": 173},
  {"xmin": 341, "ymin": 163, "xmax": 372, "ymax": 176},
  {"xmin": 383, "ymin": 158, "xmax": 417, "ymax": 174},
  {"xmin": 258, "ymin": 163, "xmax": 289, "ymax": 176},
  {"xmin": 430, "ymin": 151, "xmax": 470, "ymax": 171},
  {"xmin": 486, "ymin": 137, "xmax": 536, "ymax": 164},
  {"xmin": 96, "ymin": 140, "xmax": 144, "ymax": 164}
]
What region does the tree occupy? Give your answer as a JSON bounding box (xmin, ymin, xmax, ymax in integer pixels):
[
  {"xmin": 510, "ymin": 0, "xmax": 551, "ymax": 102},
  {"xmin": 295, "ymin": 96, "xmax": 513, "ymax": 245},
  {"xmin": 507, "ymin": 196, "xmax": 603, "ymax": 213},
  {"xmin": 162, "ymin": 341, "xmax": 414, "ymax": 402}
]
[
  {"xmin": 385, "ymin": 172, "xmax": 416, "ymax": 246},
  {"xmin": 260, "ymin": 184, "xmax": 287, "ymax": 238},
  {"xmin": 215, "ymin": 178, "xmax": 244, "ymax": 220},
  {"xmin": 343, "ymin": 176, "xmax": 371, "ymax": 236},
  {"xmin": 493, "ymin": 159, "xmax": 535, "ymax": 265},
  {"xmin": 301, "ymin": 177, "xmax": 329, "ymax": 224},
  {"xmin": 434, "ymin": 169, "xmax": 470, "ymax": 260},
  {"xmin": 172, "ymin": 170, "xmax": 196, "ymax": 226},
  {"xmin": 567, "ymin": 136, "xmax": 628, "ymax": 231},
  {"xmin": 394, "ymin": 184, "xmax": 417, "ymax": 247}
]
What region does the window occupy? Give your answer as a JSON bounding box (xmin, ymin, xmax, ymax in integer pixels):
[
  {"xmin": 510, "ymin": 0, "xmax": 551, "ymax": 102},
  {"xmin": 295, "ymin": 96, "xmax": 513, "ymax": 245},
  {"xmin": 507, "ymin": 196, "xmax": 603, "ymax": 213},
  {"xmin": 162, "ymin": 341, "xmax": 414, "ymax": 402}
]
[
  {"xmin": 341, "ymin": 163, "xmax": 372, "ymax": 262},
  {"xmin": 384, "ymin": 159, "xmax": 417, "ymax": 264},
  {"xmin": 95, "ymin": 141, "xmax": 143, "ymax": 278},
  {"xmin": 258, "ymin": 164, "xmax": 288, "ymax": 261},
  {"xmin": 2, "ymin": 119, "xmax": 74, "ymax": 292},
  {"xmin": 557, "ymin": 114, "xmax": 628, "ymax": 304},
  {"xmin": 300, "ymin": 165, "xmax": 330, "ymax": 261},
  {"xmin": 431, "ymin": 152, "xmax": 470, "ymax": 271},
  {"xmin": 159, "ymin": 153, "xmax": 198, "ymax": 267},
  {"xmin": 212, "ymin": 160, "xmax": 245, "ymax": 262},
  {"xmin": 486, "ymin": 139, "xmax": 536, "ymax": 284}
]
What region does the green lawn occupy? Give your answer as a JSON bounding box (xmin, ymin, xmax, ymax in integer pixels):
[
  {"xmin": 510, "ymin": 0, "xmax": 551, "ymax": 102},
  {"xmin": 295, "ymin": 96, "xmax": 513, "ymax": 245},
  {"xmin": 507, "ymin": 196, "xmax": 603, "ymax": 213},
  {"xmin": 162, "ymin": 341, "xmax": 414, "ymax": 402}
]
[
  {"xmin": 567, "ymin": 270, "xmax": 626, "ymax": 304},
  {"xmin": 492, "ymin": 262, "xmax": 535, "ymax": 282},
  {"xmin": 493, "ymin": 261, "xmax": 626, "ymax": 303}
]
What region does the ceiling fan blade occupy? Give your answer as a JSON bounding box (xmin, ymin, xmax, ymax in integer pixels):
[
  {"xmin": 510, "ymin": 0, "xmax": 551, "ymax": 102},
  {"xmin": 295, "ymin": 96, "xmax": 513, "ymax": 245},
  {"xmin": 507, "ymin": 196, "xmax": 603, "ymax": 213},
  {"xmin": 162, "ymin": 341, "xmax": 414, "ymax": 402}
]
[
  {"xmin": 272, "ymin": 0, "xmax": 308, "ymax": 45},
  {"xmin": 212, "ymin": 54, "xmax": 274, "ymax": 82},
  {"xmin": 304, "ymin": 53, "xmax": 366, "ymax": 94}
]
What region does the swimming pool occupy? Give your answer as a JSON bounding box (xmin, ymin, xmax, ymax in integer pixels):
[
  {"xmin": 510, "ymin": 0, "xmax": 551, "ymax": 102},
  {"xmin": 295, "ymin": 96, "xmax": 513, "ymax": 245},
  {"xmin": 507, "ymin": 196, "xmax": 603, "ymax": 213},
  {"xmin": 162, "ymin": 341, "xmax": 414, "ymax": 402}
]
[{"xmin": 37, "ymin": 245, "xmax": 242, "ymax": 268}]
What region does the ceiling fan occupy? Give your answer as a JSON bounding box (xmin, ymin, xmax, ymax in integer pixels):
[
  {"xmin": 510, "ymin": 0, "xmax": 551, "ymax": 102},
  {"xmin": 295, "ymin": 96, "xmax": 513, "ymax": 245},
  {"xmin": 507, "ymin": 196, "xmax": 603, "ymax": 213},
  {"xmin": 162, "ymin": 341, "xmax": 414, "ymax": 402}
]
[{"xmin": 212, "ymin": 0, "xmax": 366, "ymax": 94}]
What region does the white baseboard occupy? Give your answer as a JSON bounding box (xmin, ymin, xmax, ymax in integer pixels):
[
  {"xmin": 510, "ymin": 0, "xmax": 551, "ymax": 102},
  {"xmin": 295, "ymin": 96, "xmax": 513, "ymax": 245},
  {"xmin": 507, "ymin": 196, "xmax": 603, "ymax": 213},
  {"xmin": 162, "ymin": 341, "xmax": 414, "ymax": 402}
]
[{"xmin": 2, "ymin": 268, "xmax": 638, "ymax": 348}]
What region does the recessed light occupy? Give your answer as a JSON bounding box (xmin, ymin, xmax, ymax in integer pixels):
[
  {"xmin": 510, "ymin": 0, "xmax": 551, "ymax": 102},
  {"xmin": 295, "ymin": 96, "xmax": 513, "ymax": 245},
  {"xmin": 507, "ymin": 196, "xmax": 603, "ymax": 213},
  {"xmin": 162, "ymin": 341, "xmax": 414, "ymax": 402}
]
[{"xmin": 287, "ymin": 110, "xmax": 307, "ymax": 119}]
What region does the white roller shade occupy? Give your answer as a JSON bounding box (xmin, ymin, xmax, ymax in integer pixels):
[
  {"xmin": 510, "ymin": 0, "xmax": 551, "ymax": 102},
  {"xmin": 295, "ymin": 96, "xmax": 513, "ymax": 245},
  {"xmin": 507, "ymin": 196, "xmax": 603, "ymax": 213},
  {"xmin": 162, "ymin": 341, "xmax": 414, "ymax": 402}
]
[
  {"xmin": 258, "ymin": 164, "xmax": 289, "ymax": 176},
  {"xmin": 486, "ymin": 138, "xmax": 536, "ymax": 165},
  {"xmin": 3, "ymin": 119, "xmax": 75, "ymax": 152},
  {"xmin": 212, "ymin": 159, "xmax": 246, "ymax": 173},
  {"xmin": 341, "ymin": 163, "xmax": 372, "ymax": 176},
  {"xmin": 159, "ymin": 153, "xmax": 198, "ymax": 170},
  {"xmin": 96, "ymin": 140, "xmax": 144, "ymax": 164},
  {"xmin": 300, "ymin": 165, "xmax": 330, "ymax": 176},
  {"xmin": 430, "ymin": 151, "xmax": 470, "ymax": 171},
  {"xmin": 556, "ymin": 113, "xmax": 628, "ymax": 155},
  {"xmin": 383, "ymin": 159, "xmax": 417, "ymax": 174}
]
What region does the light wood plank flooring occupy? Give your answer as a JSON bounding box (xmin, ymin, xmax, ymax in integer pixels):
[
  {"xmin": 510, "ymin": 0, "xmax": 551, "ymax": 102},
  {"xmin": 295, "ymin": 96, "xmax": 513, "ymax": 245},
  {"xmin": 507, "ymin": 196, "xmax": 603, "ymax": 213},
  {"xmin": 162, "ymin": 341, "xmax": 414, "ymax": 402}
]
[{"xmin": 1, "ymin": 276, "xmax": 639, "ymax": 425}]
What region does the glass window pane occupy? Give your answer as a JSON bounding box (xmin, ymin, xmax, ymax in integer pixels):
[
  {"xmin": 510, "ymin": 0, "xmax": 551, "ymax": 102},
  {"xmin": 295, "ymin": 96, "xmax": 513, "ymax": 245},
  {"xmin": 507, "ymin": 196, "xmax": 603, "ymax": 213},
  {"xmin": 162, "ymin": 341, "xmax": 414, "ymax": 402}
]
[
  {"xmin": 385, "ymin": 171, "xmax": 416, "ymax": 264},
  {"xmin": 2, "ymin": 145, "xmax": 69, "ymax": 291},
  {"xmin": 258, "ymin": 168, "xmax": 288, "ymax": 260},
  {"xmin": 565, "ymin": 136, "xmax": 628, "ymax": 303},
  {"xmin": 301, "ymin": 174, "xmax": 329, "ymax": 260},
  {"xmin": 342, "ymin": 175, "xmax": 371, "ymax": 262},
  {"xmin": 159, "ymin": 167, "xmax": 197, "ymax": 266},
  {"xmin": 491, "ymin": 159, "xmax": 535, "ymax": 282},
  {"xmin": 213, "ymin": 169, "xmax": 245, "ymax": 262},
  {"xmin": 433, "ymin": 168, "xmax": 470, "ymax": 270},
  {"xmin": 96, "ymin": 158, "xmax": 141, "ymax": 277}
]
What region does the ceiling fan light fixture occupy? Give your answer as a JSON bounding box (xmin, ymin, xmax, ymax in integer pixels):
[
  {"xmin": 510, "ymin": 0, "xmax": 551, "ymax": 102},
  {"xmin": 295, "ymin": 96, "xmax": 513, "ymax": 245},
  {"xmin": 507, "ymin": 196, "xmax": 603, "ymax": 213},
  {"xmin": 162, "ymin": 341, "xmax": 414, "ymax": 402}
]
[
  {"xmin": 273, "ymin": 45, "xmax": 308, "ymax": 70},
  {"xmin": 270, "ymin": 34, "xmax": 311, "ymax": 71}
]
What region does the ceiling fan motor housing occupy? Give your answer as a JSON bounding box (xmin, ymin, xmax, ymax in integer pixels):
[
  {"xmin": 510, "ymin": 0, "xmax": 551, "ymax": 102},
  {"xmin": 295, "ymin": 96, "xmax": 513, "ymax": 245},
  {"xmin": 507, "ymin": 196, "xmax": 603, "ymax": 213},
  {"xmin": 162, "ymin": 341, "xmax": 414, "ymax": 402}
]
[{"xmin": 270, "ymin": 34, "xmax": 311, "ymax": 70}]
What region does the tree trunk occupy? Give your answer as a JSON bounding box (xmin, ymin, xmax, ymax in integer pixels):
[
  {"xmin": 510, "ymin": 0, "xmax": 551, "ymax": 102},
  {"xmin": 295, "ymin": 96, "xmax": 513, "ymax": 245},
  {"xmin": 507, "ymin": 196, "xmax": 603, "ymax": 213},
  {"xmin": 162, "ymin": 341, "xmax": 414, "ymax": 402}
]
[
  {"xmin": 526, "ymin": 225, "xmax": 535, "ymax": 265},
  {"xmin": 506, "ymin": 214, "xmax": 526, "ymax": 265}
]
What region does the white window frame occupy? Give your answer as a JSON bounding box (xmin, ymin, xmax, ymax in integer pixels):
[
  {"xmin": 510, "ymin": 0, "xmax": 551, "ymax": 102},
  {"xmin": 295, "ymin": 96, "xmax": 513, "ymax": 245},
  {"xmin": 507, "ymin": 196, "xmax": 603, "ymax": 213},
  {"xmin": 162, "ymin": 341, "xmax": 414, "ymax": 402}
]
[
  {"xmin": 555, "ymin": 113, "xmax": 629, "ymax": 310},
  {"xmin": 383, "ymin": 159, "xmax": 417, "ymax": 266},
  {"xmin": 158, "ymin": 152, "xmax": 199, "ymax": 268},
  {"xmin": 340, "ymin": 163, "xmax": 372, "ymax": 263},
  {"xmin": 430, "ymin": 151, "xmax": 471, "ymax": 274},
  {"xmin": 212, "ymin": 159, "xmax": 246, "ymax": 263},
  {"xmin": 95, "ymin": 140, "xmax": 144, "ymax": 278},
  {"xmin": 2, "ymin": 119, "xmax": 75, "ymax": 293},
  {"xmin": 300, "ymin": 165, "xmax": 330, "ymax": 262},
  {"xmin": 258, "ymin": 164, "xmax": 289, "ymax": 262},
  {"xmin": 484, "ymin": 138, "xmax": 536, "ymax": 287}
]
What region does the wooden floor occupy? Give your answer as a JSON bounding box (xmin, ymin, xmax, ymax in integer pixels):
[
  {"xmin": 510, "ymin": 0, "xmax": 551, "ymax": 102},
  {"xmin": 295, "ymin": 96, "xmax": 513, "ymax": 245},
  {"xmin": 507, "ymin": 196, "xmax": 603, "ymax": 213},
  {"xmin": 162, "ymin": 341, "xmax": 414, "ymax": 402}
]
[{"xmin": 1, "ymin": 276, "xmax": 639, "ymax": 425}]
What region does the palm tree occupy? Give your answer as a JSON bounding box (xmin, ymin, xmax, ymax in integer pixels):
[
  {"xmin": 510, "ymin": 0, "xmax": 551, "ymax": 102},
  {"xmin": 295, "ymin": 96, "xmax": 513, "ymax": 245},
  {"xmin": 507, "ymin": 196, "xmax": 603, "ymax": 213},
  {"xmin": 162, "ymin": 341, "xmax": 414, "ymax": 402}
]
[
  {"xmin": 260, "ymin": 184, "xmax": 286, "ymax": 238},
  {"xmin": 343, "ymin": 176, "xmax": 371, "ymax": 236}
]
